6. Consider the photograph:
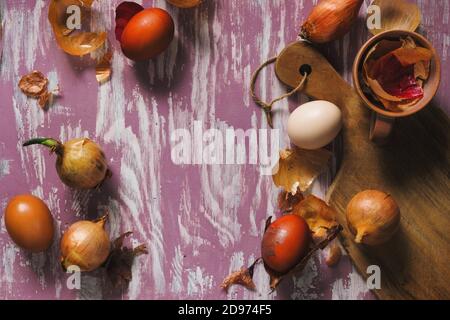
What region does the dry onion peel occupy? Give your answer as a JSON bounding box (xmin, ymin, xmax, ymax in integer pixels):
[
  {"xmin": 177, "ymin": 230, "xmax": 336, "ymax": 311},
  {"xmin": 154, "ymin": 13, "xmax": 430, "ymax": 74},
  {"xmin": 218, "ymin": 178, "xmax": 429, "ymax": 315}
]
[
  {"xmin": 370, "ymin": 54, "xmax": 425, "ymax": 100},
  {"xmin": 38, "ymin": 91, "xmax": 54, "ymax": 109},
  {"xmin": 96, "ymin": 50, "xmax": 113, "ymax": 83},
  {"xmin": 414, "ymin": 60, "xmax": 430, "ymax": 80},
  {"xmin": 48, "ymin": 0, "xmax": 106, "ymax": 56},
  {"xmin": 324, "ymin": 240, "xmax": 342, "ymax": 267},
  {"xmin": 19, "ymin": 71, "xmax": 49, "ymax": 97},
  {"xmin": 221, "ymin": 259, "xmax": 259, "ymax": 292},
  {"xmin": 362, "ymin": 40, "xmax": 402, "ymax": 88},
  {"xmin": 277, "ymin": 189, "xmax": 304, "ymax": 214},
  {"xmin": 392, "ymin": 47, "xmax": 433, "ymax": 67},
  {"xmin": 370, "ymin": 0, "xmax": 421, "ymax": 35},
  {"xmin": 363, "ymin": 49, "xmax": 407, "ymax": 108},
  {"xmin": 365, "ymin": 77, "xmax": 403, "ymax": 103},
  {"xmin": 106, "ymin": 232, "xmax": 148, "ymax": 289},
  {"xmin": 378, "ymin": 96, "xmax": 421, "ymax": 112},
  {"xmin": 273, "ymin": 148, "xmax": 332, "ymax": 194},
  {"xmin": 291, "ymin": 195, "xmax": 339, "ymax": 242},
  {"xmin": 365, "ymin": 40, "xmax": 403, "ymax": 63},
  {"xmin": 363, "ymin": 37, "xmax": 432, "ymax": 111},
  {"xmin": 18, "ymin": 71, "xmax": 59, "ymax": 110}
]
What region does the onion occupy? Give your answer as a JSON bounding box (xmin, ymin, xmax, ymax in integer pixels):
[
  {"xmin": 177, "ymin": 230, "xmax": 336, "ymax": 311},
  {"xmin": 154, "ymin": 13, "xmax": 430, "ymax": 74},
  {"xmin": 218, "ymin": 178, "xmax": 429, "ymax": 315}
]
[
  {"xmin": 60, "ymin": 215, "xmax": 111, "ymax": 272},
  {"xmin": 23, "ymin": 137, "xmax": 111, "ymax": 189},
  {"xmin": 346, "ymin": 190, "xmax": 401, "ymax": 246},
  {"xmin": 300, "ymin": 0, "xmax": 364, "ymax": 44}
]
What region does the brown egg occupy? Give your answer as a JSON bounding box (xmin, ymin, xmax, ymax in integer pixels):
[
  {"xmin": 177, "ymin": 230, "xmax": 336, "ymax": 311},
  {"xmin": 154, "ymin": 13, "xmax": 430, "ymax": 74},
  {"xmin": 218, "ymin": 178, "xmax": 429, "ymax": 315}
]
[
  {"xmin": 4, "ymin": 194, "xmax": 54, "ymax": 252},
  {"xmin": 261, "ymin": 215, "xmax": 311, "ymax": 274},
  {"xmin": 120, "ymin": 8, "xmax": 174, "ymax": 61}
]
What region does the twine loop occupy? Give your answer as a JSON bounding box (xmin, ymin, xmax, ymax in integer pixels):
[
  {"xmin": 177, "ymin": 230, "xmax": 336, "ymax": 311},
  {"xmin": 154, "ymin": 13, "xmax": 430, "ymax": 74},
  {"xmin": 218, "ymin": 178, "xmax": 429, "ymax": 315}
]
[{"xmin": 250, "ymin": 56, "xmax": 308, "ymax": 128}]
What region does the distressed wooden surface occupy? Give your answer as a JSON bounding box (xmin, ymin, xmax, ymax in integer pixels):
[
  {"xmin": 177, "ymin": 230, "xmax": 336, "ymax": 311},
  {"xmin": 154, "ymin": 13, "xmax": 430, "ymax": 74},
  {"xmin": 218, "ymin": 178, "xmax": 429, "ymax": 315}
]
[{"xmin": 0, "ymin": 0, "xmax": 448, "ymax": 300}]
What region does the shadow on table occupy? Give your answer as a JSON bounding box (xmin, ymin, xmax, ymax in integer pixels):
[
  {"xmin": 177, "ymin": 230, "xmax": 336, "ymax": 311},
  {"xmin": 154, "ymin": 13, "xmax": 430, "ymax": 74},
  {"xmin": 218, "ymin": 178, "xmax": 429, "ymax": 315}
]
[{"xmin": 132, "ymin": 35, "xmax": 188, "ymax": 96}]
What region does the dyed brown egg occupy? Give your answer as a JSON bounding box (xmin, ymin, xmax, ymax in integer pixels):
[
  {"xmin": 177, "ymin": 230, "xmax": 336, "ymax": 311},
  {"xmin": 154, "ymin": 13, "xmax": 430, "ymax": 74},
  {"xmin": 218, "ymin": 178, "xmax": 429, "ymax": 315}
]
[
  {"xmin": 120, "ymin": 8, "xmax": 175, "ymax": 61},
  {"xmin": 261, "ymin": 214, "xmax": 311, "ymax": 274},
  {"xmin": 4, "ymin": 194, "xmax": 54, "ymax": 252}
]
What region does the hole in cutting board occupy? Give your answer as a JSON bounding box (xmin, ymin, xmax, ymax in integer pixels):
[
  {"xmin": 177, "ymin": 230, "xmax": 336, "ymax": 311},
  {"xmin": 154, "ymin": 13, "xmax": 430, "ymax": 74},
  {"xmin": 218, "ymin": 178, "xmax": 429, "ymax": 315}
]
[{"xmin": 299, "ymin": 64, "xmax": 312, "ymax": 76}]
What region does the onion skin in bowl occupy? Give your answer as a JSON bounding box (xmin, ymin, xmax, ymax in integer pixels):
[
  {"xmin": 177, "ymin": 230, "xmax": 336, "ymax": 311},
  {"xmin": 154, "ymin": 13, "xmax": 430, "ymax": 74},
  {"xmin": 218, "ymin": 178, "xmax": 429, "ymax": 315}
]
[{"xmin": 23, "ymin": 137, "xmax": 110, "ymax": 189}]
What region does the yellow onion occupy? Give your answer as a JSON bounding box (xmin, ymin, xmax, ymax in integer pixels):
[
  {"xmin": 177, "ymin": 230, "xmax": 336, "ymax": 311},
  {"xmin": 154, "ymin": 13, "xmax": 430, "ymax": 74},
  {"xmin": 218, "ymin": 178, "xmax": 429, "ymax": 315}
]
[
  {"xmin": 60, "ymin": 215, "xmax": 111, "ymax": 272},
  {"xmin": 300, "ymin": 0, "xmax": 364, "ymax": 43},
  {"xmin": 23, "ymin": 137, "xmax": 110, "ymax": 189},
  {"xmin": 346, "ymin": 190, "xmax": 401, "ymax": 246}
]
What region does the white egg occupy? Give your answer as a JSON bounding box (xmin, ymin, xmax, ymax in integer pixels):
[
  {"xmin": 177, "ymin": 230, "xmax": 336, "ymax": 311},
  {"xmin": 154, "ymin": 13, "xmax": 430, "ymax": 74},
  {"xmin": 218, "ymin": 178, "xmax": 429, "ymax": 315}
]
[{"xmin": 287, "ymin": 100, "xmax": 342, "ymax": 150}]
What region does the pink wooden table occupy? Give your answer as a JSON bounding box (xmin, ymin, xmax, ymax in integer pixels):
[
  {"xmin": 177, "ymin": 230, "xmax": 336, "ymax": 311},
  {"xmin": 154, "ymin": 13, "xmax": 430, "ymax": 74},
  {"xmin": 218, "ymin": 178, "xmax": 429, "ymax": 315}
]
[{"xmin": 0, "ymin": 0, "xmax": 448, "ymax": 300}]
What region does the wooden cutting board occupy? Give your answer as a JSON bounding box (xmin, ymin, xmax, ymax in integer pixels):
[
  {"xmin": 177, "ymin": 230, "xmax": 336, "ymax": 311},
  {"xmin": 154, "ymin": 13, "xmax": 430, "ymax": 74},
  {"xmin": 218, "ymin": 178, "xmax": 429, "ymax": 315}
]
[{"xmin": 275, "ymin": 41, "xmax": 450, "ymax": 300}]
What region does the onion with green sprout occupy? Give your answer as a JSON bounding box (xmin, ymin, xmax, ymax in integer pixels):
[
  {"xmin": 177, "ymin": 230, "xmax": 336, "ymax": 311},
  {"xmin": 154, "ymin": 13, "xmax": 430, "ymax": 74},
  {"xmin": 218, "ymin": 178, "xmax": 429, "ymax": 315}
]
[{"xmin": 23, "ymin": 137, "xmax": 111, "ymax": 189}]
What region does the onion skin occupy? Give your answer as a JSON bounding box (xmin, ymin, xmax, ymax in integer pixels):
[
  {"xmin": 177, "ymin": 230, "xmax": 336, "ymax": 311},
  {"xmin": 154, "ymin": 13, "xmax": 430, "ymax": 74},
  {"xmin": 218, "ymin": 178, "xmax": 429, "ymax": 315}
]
[
  {"xmin": 300, "ymin": 0, "xmax": 364, "ymax": 44},
  {"xmin": 60, "ymin": 216, "xmax": 111, "ymax": 272},
  {"xmin": 346, "ymin": 190, "xmax": 401, "ymax": 246},
  {"xmin": 261, "ymin": 215, "xmax": 311, "ymax": 274},
  {"xmin": 23, "ymin": 137, "xmax": 110, "ymax": 189}
]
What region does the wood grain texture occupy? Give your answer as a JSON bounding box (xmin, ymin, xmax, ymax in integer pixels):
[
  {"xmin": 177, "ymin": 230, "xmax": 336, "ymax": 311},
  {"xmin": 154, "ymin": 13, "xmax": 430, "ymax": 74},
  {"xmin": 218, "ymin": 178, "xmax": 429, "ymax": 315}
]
[
  {"xmin": 276, "ymin": 41, "xmax": 450, "ymax": 300},
  {"xmin": 0, "ymin": 0, "xmax": 448, "ymax": 300}
]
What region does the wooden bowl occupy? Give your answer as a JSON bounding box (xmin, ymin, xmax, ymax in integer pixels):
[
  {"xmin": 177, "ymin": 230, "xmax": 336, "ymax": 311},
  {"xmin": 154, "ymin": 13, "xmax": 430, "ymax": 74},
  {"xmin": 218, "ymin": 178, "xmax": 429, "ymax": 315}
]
[{"xmin": 353, "ymin": 30, "xmax": 441, "ymax": 118}]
